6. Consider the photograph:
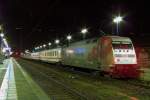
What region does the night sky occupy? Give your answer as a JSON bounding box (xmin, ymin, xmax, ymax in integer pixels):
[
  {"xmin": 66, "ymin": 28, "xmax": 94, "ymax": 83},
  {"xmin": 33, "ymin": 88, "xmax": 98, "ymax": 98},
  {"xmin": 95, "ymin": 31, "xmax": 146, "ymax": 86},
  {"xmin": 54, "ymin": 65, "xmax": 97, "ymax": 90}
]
[{"xmin": 0, "ymin": 0, "xmax": 150, "ymax": 51}]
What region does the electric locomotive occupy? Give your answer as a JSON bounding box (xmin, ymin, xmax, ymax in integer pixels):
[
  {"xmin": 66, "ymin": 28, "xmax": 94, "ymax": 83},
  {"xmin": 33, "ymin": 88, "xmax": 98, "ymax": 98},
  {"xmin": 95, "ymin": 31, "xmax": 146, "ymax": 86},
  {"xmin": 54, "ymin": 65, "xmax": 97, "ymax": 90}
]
[{"xmin": 62, "ymin": 36, "xmax": 139, "ymax": 78}]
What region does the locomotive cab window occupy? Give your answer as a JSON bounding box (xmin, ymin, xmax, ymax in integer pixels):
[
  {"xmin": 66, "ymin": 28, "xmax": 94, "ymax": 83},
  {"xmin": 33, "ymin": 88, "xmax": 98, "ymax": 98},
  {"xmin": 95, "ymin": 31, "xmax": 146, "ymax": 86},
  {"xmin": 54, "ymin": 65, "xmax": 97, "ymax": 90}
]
[{"xmin": 112, "ymin": 41, "xmax": 133, "ymax": 49}]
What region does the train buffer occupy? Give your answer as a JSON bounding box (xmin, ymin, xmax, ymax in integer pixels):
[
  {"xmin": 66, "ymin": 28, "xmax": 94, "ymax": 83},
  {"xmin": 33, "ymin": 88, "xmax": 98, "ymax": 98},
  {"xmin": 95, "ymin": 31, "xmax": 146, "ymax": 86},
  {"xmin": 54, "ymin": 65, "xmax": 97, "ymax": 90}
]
[{"xmin": 0, "ymin": 58, "xmax": 50, "ymax": 100}]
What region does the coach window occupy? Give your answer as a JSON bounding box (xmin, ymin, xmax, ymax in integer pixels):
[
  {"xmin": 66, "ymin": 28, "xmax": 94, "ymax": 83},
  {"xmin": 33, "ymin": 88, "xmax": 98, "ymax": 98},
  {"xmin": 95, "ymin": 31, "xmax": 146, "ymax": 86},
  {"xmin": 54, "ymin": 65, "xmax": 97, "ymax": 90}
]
[
  {"xmin": 56, "ymin": 51, "xmax": 57, "ymax": 56},
  {"xmin": 54, "ymin": 51, "xmax": 56, "ymax": 56},
  {"xmin": 56, "ymin": 51, "xmax": 58, "ymax": 56}
]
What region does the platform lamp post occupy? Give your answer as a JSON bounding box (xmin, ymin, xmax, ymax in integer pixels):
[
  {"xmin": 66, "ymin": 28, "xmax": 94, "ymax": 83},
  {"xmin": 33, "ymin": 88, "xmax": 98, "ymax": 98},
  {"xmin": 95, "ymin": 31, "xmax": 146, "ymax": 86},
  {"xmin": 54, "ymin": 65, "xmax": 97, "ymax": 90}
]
[
  {"xmin": 55, "ymin": 39, "xmax": 60, "ymax": 47},
  {"xmin": 67, "ymin": 35, "xmax": 72, "ymax": 46},
  {"xmin": 0, "ymin": 33, "xmax": 4, "ymax": 48},
  {"xmin": 39, "ymin": 46, "xmax": 42, "ymax": 51},
  {"xmin": 43, "ymin": 44, "xmax": 46, "ymax": 50},
  {"xmin": 113, "ymin": 16, "xmax": 123, "ymax": 35},
  {"xmin": 0, "ymin": 33, "xmax": 4, "ymax": 38},
  {"xmin": 81, "ymin": 28, "xmax": 88, "ymax": 39},
  {"xmin": 0, "ymin": 25, "xmax": 4, "ymax": 54},
  {"xmin": 48, "ymin": 42, "xmax": 52, "ymax": 49}
]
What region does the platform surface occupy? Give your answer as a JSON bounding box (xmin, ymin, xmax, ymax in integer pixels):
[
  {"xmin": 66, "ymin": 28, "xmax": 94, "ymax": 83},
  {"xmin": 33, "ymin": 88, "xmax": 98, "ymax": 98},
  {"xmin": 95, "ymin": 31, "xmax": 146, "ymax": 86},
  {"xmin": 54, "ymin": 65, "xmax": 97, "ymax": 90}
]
[{"xmin": 0, "ymin": 58, "xmax": 50, "ymax": 100}]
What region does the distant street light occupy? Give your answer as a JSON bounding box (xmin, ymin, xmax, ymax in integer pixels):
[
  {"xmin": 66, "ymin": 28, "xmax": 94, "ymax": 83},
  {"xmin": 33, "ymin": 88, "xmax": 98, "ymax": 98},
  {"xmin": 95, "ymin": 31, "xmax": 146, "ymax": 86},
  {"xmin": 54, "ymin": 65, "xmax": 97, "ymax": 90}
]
[
  {"xmin": 67, "ymin": 35, "xmax": 72, "ymax": 46},
  {"xmin": 0, "ymin": 33, "xmax": 4, "ymax": 37},
  {"xmin": 55, "ymin": 39, "xmax": 60, "ymax": 44},
  {"xmin": 113, "ymin": 16, "xmax": 123, "ymax": 35},
  {"xmin": 43, "ymin": 44, "xmax": 46, "ymax": 48},
  {"xmin": 40, "ymin": 46, "xmax": 42, "ymax": 49},
  {"xmin": 48, "ymin": 42, "xmax": 52, "ymax": 46},
  {"xmin": 81, "ymin": 28, "xmax": 88, "ymax": 34},
  {"xmin": 3, "ymin": 38, "xmax": 6, "ymax": 41},
  {"xmin": 81, "ymin": 28, "xmax": 88, "ymax": 39},
  {"xmin": 67, "ymin": 35, "xmax": 72, "ymax": 41}
]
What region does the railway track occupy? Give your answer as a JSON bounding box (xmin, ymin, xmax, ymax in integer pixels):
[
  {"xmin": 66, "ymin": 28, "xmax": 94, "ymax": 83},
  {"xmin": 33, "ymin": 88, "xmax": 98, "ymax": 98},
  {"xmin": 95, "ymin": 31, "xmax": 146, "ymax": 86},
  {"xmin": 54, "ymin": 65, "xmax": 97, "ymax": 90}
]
[
  {"xmin": 17, "ymin": 58, "xmax": 150, "ymax": 100},
  {"xmin": 17, "ymin": 59, "xmax": 95, "ymax": 100},
  {"xmin": 31, "ymin": 66, "xmax": 88, "ymax": 100},
  {"xmin": 59, "ymin": 62, "xmax": 150, "ymax": 89},
  {"xmin": 22, "ymin": 58, "xmax": 150, "ymax": 89}
]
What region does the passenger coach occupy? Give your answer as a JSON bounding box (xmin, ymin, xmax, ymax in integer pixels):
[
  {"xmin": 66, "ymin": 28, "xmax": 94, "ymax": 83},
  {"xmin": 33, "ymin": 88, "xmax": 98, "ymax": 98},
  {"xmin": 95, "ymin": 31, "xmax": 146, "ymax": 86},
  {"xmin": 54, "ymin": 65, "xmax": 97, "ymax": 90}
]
[{"xmin": 40, "ymin": 48, "xmax": 62, "ymax": 63}]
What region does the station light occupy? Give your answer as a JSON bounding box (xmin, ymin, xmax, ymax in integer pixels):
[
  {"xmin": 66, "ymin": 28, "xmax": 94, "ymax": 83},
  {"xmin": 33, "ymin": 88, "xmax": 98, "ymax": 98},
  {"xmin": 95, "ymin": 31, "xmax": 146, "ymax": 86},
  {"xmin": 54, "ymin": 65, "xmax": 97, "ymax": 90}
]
[
  {"xmin": 81, "ymin": 28, "xmax": 88, "ymax": 39},
  {"xmin": 3, "ymin": 38, "xmax": 6, "ymax": 41},
  {"xmin": 55, "ymin": 39, "xmax": 60, "ymax": 44},
  {"xmin": 40, "ymin": 46, "xmax": 42, "ymax": 48},
  {"xmin": 67, "ymin": 35, "xmax": 72, "ymax": 40},
  {"xmin": 48, "ymin": 42, "xmax": 52, "ymax": 46},
  {"xmin": 81, "ymin": 28, "xmax": 88, "ymax": 34},
  {"xmin": 0, "ymin": 33, "xmax": 4, "ymax": 37},
  {"xmin": 37, "ymin": 47, "xmax": 40, "ymax": 49},
  {"xmin": 113, "ymin": 16, "xmax": 123, "ymax": 35},
  {"xmin": 2, "ymin": 48, "xmax": 6, "ymax": 53},
  {"xmin": 43, "ymin": 44, "xmax": 46, "ymax": 48},
  {"xmin": 113, "ymin": 16, "xmax": 123, "ymax": 23}
]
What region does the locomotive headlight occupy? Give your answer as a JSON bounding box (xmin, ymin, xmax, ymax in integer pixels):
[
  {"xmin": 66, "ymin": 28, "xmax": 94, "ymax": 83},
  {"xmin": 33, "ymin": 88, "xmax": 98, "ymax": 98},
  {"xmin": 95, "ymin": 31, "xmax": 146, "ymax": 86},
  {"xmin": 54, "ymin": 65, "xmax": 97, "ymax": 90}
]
[
  {"xmin": 117, "ymin": 59, "xmax": 120, "ymax": 62},
  {"xmin": 115, "ymin": 58, "xmax": 120, "ymax": 63}
]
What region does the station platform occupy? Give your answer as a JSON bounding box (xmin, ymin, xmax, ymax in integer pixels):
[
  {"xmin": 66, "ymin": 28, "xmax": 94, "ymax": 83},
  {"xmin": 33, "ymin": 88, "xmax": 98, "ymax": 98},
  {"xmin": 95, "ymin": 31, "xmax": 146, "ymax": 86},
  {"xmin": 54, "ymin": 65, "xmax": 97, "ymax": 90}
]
[{"xmin": 0, "ymin": 58, "xmax": 50, "ymax": 100}]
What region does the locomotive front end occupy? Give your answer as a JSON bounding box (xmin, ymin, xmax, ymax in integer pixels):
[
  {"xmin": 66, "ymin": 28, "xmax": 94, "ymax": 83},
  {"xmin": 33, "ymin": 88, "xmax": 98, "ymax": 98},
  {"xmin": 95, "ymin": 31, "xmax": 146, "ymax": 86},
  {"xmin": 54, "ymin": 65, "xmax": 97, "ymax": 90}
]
[{"xmin": 111, "ymin": 37, "xmax": 140, "ymax": 78}]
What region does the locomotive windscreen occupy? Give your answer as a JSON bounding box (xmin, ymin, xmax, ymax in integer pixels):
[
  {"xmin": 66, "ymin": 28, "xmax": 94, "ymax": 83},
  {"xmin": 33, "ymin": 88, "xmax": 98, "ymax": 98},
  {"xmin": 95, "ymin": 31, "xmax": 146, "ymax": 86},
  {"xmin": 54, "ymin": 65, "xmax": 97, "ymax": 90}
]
[{"xmin": 112, "ymin": 41, "xmax": 133, "ymax": 49}]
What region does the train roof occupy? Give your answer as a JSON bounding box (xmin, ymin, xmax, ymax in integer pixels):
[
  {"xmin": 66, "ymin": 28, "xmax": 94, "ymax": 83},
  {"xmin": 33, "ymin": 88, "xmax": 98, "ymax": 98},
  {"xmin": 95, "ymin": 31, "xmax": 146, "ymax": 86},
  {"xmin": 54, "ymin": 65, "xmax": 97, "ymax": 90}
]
[
  {"xmin": 107, "ymin": 36, "xmax": 132, "ymax": 42},
  {"xmin": 40, "ymin": 48, "xmax": 62, "ymax": 52},
  {"xmin": 31, "ymin": 36, "xmax": 132, "ymax": 53},
  {"xmin": 66, "ymin": 38, "xmax": 98, "ymax": 47},
  {"xmin": 65, "ymin": 36, "xmax": 132, "ymax": 47}
]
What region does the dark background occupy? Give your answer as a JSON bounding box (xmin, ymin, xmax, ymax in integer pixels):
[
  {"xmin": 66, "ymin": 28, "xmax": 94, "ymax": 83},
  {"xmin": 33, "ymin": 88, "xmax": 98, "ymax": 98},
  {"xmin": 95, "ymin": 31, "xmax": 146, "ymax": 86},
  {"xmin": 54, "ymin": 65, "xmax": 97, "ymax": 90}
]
[{"xmin": 0, "ymin": 0, "xmax": 150, "ymax": 51}]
